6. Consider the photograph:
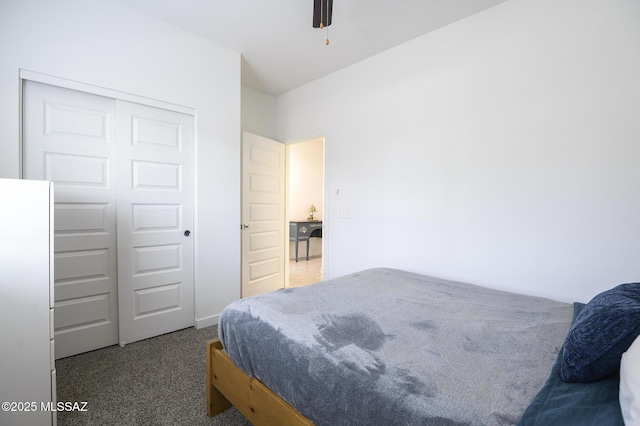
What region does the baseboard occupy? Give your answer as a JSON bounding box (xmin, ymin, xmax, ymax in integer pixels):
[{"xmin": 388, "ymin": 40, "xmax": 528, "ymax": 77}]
[{"xmin": 196, "ymin": 314, "xmax": 220, "ymax": 329}]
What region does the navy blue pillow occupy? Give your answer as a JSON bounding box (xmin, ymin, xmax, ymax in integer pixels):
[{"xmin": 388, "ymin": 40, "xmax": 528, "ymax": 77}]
[{"xmin": 561, "ymin": 283, "xmax": 640, "ymax": 383}]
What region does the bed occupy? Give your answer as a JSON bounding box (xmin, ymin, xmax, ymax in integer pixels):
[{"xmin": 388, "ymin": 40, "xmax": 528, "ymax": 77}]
[{"xmin": 206, "ymin": 268, "xmax": 631, "ymax": 425}]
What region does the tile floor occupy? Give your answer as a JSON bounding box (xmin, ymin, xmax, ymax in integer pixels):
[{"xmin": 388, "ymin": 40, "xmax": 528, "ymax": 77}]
[{"xmin": 289, "ymin": 256, "xmax": 322, "ymax": 287}]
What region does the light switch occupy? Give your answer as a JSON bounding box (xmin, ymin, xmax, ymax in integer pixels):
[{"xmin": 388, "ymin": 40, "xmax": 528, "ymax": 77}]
[{"xmin": 338, "ymin": 205, "xmax": 350, "ymax": 218}]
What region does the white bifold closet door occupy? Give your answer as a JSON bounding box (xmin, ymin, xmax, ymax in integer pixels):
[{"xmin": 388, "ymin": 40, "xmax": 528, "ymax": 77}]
[{"xmin": 23, "ymin": 80, "xmax": 194, "ymax": 358}]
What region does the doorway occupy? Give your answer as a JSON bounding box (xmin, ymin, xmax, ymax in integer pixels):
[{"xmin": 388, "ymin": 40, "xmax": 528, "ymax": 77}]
[{"xmin": 287, "ymin": 137, "xmax": 325, "ymax": 288}]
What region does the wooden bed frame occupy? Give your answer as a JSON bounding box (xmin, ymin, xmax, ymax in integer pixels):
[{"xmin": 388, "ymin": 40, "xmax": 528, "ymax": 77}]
[{"xmin": 206, "ymin": 339, "xmax": 314, "ymax": 425}]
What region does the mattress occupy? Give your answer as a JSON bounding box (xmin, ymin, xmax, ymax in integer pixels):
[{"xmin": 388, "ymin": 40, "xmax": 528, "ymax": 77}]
[{"xmin": 219, "ymin": 268, "xmax": 574, "ymax": 425}]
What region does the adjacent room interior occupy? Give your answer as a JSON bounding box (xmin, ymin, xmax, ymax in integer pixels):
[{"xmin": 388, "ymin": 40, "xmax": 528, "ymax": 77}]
[{"xmin": 288, "ymin": 137, "xmax": 324, "ymax": 287}]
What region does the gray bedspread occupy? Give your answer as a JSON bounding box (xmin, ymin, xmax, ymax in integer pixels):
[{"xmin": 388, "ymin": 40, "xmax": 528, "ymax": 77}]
[{"xmin": 219, "ymin": 268, "xmax": 573, "ymax": 425}]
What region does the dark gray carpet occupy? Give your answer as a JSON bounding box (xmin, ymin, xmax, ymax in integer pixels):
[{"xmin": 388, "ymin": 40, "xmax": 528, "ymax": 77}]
[{"xmin": 55, "ymin": 326, "xmax": 252, "ymax": 426}]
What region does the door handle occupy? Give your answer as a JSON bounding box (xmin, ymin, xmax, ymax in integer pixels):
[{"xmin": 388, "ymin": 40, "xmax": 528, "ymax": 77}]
[
  {"xmin": 241, "ymin": 224, "xmax": 249, "ymax": 230},
  {"xmin": 184, "ymin": 230, "xmax": 191, "ymax": 236}
]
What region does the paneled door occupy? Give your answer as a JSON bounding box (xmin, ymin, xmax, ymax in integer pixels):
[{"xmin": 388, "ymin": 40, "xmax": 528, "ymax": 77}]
[
  {"xmin": 23, "ymin": 80, "xmax": 195, "ymax": 357},
  {"xmin": 241, "ymin": 132, "xmax": 286, "ymax": 297},
  {"xmin": 115, "ymin": 101, "xmax": 194, "ymax": 345},
  {"xmin": 23, "ymin": 81, "xmax": 119, "ymax": 358}
]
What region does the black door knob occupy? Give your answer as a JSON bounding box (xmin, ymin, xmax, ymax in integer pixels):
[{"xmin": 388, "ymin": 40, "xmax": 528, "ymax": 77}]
[{"xmin": 184, "ymin": 230, "xmax": 191, "ymax": 236}]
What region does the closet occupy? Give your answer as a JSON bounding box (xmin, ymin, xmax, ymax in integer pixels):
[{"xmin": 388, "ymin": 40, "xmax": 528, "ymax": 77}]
[{"xmin": 22, "ymin": 80, "xmax": 195, "ymax": 358}]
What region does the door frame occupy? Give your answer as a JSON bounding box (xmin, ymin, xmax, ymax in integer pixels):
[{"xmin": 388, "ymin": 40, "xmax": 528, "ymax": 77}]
[{"xmin": 18, "ymin": 69, "xmax": 199, "ymax": 338}]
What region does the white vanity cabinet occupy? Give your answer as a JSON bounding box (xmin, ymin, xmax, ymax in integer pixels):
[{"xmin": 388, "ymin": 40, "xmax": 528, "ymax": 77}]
[{"xmin": 0, "ymin": 178, "xmax": 56, "ymax": 426}]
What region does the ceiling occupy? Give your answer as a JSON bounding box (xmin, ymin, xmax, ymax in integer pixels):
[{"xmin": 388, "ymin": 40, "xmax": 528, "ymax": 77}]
[{"xmin": 110, "ymin": 0, "xmax": 507, "ymax": 96}]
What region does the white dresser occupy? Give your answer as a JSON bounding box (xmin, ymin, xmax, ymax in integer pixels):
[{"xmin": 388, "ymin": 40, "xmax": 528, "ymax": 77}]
[{"xmin": 0, "ymin": 178, "xmax": 56, "ymax": 426}]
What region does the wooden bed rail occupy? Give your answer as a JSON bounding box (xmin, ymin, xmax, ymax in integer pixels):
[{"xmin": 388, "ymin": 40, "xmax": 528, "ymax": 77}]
[{"xmin": 206, "ymin": 339, "xmax": 314, "ymax": 425}]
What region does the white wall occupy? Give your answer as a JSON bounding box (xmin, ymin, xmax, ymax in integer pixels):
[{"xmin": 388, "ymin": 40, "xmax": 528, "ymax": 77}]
[
  {"xmin": 288, "ymin": 139, "xmax": 324, "ymax": 222},
  {"xmin": 241, "ymin": 86, "xmax": 278, "ymax": 140},
  {"xmin": 278, "ymin": 0, "xmax": 640, "ymax": 303},
  {"xmin": 0, "ymin": 0, "xmax": 241, "ymax": 326}
]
